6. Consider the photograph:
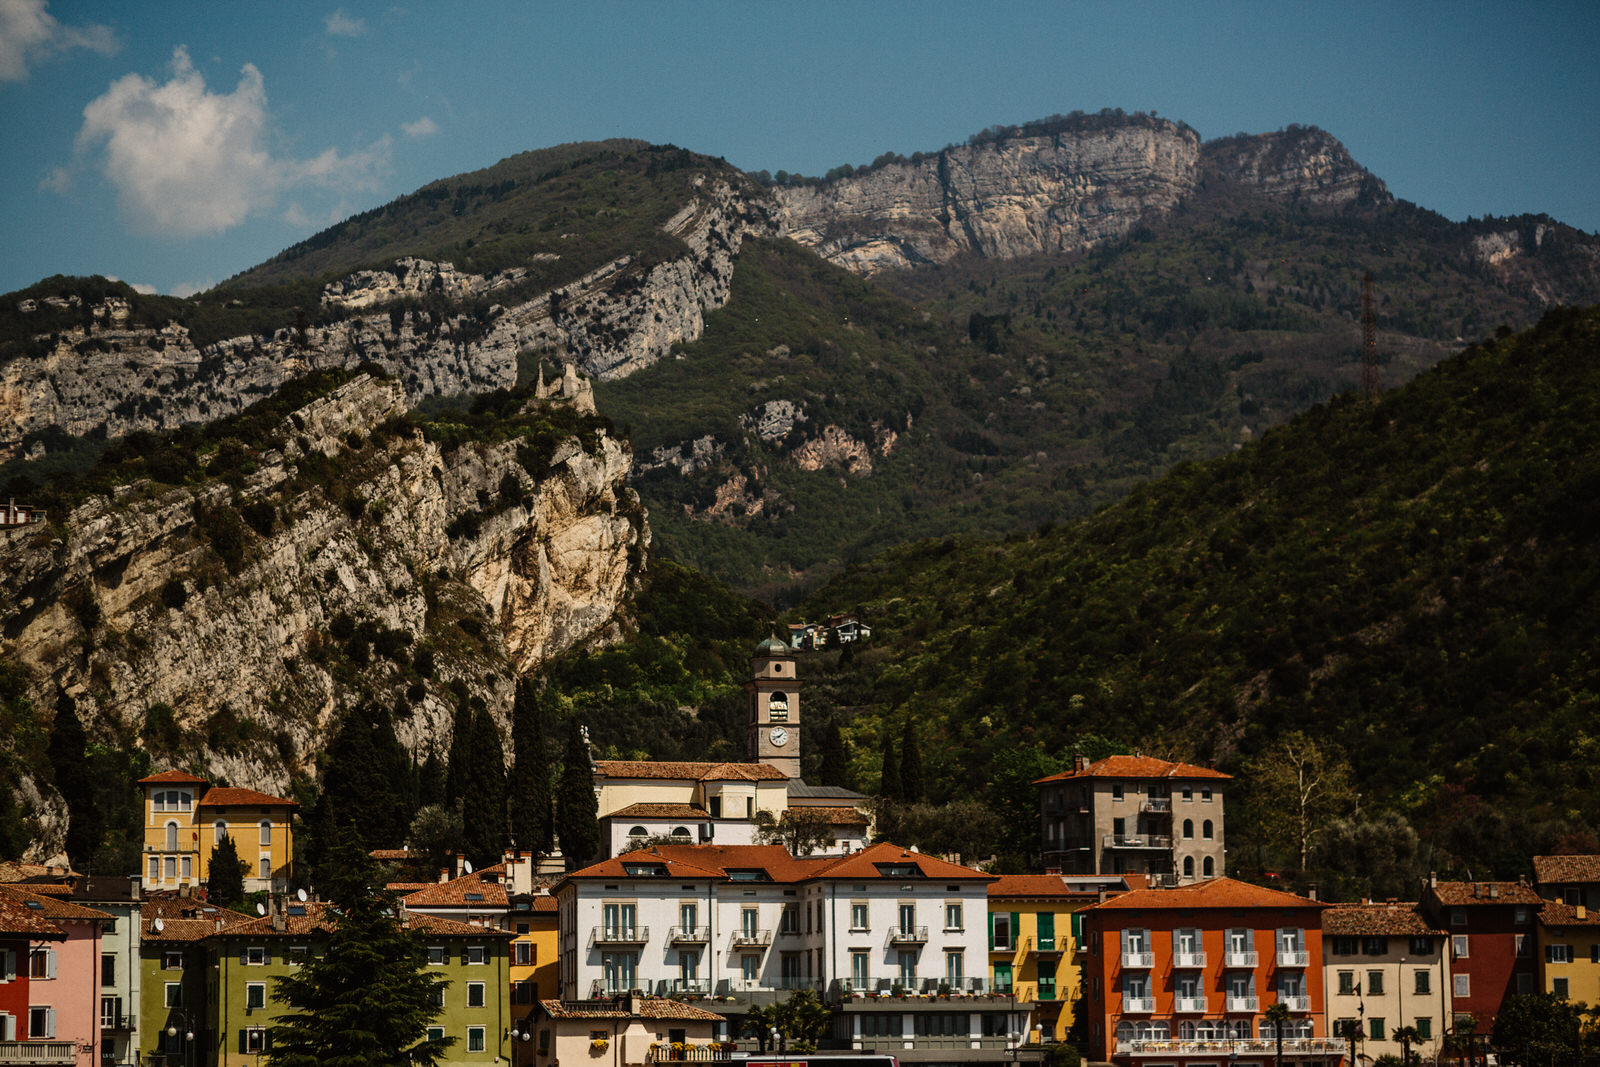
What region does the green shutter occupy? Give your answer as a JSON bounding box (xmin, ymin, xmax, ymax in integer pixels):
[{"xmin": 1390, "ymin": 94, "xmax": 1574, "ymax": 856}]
[
  {"xmin": 988, "ymin": 912, "xmax": 995, "ymax": 951},
  {"xmin": 1070, "ymin": 911, "xmax": 1083, "ymax": 942},
  {"xmin": 1038, "ymin": 912, "xmax": 1055, "ymax": 951},
  {"xmin": 1012, "ymin": 912, "xmax": 1021, "ymax": 949}
]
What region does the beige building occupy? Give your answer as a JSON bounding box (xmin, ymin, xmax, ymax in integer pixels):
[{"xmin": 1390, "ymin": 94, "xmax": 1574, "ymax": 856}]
[
  {"xmin": 1323, "ymin": 901, "xmax": 1452, "ymax": 1063},
  {"xmin": 1035, "ymin": 755, "xmax": 1229, "ymax": 884},
  {"xmin": 533, "ymin": 993, "xmax": 724, "ymax": 1067}
]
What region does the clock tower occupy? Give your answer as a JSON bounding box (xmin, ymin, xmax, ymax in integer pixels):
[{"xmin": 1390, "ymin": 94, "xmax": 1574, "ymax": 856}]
[{"xmin": 746, "ymin": 636, "xmax": 801, "ymax": 779}]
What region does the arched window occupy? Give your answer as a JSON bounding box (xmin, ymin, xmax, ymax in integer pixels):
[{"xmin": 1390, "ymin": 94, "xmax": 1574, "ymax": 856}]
[
  {"xmin": 1183, "ymin": 856, "xmax": 1195, "ymax": 878},
  {"xmin": 259, "ymin": 820, "xmax": 272, "ymax": 845},
  {"xmin": 628, "ymin": 826, "xmax": 647, "ymax": 838},
  {"xmin": 214, "ymin": 821, "xmax": 227, "ymax": 845},
  {"xmin": 259, "ymin": 856, "xmax": 270, "ymax": 879},
  {"xmin": 1202, "ymin": 820, "xmax": 1214, "ymax": 840},
  {"xmin": 670, "ymin": 826, "xmax": 691, "ymax": 840},
  {"xmin": 165, "ymin": 821, "xmax": 179, "ymax": 852},
  {"xmin": 1203, "ymin": 856, "xmax": 1215, "ymax": 877},
  {"xmin": 1182, "ymin": 819, "xmax": 1194, "ymax": 839},
  {"xmin": 1178, "ymin": 1022, "xmax": 1197, "ymax": 1040}
]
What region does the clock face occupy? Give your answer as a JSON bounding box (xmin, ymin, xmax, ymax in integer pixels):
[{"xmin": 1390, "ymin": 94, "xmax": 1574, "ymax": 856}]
[{"xmin": 769, "ymin": 726, "xmax": 788, "ymax": 747}]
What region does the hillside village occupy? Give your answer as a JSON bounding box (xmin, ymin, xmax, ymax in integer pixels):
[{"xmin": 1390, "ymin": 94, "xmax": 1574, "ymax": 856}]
[{"xmin": 3, "ymin": 639, "xmax": 1596, "ymax": 1067}]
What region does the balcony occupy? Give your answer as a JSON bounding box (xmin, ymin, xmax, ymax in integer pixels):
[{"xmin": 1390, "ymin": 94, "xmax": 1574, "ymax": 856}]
[
  {"xmin": 886, "ymin": 925, "xmax": 929, "ymax": 946},
  {"xmin": 654, "ymin": 979, "xmax": 712, "ymax": 996},
  {"xmin": 1121, "ymin": 949, "xmax": 1155, "ymax": 969},
  {"xmin": 1224, "ymin": 950, "xmax": 1258, "ymax": 968},
  {"xmin": 645, "ymin": 1046, "xmax": 733, "ymax": 1063},
  {"xmin": 729, "ymin": 929, "xmax": 771, "ymax": 949},
  {"xmin": 0, "ymin": 1045, "xmax": 75, "ymax": 1066},
  {"xmin": 668, "ymin": 926, "xmax": 710, "ymax": 944},
  {"xmin": 1277, "ymin": 948, "xmax": 1310, "ymax": 967},
  {"xmin": 1103, "ymin": 834, "xmax": 1173, "ymax": 850},
  {"xmin": 1122, "ymin": 995, "xmax": 1156, "ymax": 1013},
  {"xmin": 1226, "ymin": 995, "xmax": 1259, "ymax": 1012},
  {"xmin": 1141, "ymin": 797, "xmax": 1172, "ymax": 813},
  {"xmin": 1117, "ymin": 1038, "xmax": 1345, "ymax": 1058},
  {"xmin": 592, "ymin": 925, "xmax": 649, "ymax": 945},
  {"xmin": 1172, "ymin": 951, "xmax": 1207, "ymax": 968},
  {"xmin": 589, "ymin": 980, "xmax": 644, "ymax": 998},
  {"xmin": 101, "ymin": 1014, "xmax": 137, "ymax": 1031},
  {"xmin": 1173, "ymin": 996, "xmax": 1209, "ymax": 1013},
  {"xmin": 1278, "ymin": 995, "xmax": 1311, "ymax": 1012}
]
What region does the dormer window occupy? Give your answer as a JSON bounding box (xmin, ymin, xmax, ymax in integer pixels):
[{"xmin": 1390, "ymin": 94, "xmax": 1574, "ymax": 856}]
[
  {"xmin": 622, "ymin": 864, "xmax": 669, "ymax": 878},
  {"xmin": 875, "ymin": 864, "xmax": 922, "ymax": 878}
]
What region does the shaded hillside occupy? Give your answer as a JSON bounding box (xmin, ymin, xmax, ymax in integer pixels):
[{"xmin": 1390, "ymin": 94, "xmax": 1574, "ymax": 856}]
[{"xmin": 798, "ymin": 306, "xmax": 1600, "ymax": 867}]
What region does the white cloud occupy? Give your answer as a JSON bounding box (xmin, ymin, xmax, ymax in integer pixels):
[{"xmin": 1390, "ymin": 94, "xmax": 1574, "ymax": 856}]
[
  {"xmin": 323, "ymin": 9, "xmax": 365, "ymax": 36},
  {"xmin": 402, "ymin": 115, "xmax": 438, "ymax": 139},
  {"xmin": 168, "ymin": 279, "xmax": 213, "ymax": 298},
  {"xmin": 106, "ymin": 276, "xmax": 159, "ymax": 295},
  {"xmin": 72, "ymin": 46, "xmax": 388, "ymax": 237},
  {"xmin": 39, "ymin": 164, "xmax": 70, "ymax": 193},
  {"xmin": 0, "ymin": 0, "xmax": 118, "ymax": 83}
]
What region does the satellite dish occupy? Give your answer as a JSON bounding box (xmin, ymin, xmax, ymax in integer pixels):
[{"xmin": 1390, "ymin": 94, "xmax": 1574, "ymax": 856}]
[
  {"xmin": 297, "ymin": 888, "xmax": 308, "ymax": 902},
  {"xmin": 463, "ymin": 859, "xmax": 473, "ymax": 874},
  {"xmin": 153, "ymin": 917, "xmax": 164, "ymax": 933},
  {"xmin": 255, "ymin": 903, "xmax": 267, "ymax": 916}
]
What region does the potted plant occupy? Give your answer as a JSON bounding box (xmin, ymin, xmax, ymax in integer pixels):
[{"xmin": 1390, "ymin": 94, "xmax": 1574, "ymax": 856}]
[{"xmin": 590, "ymin": 1038, "xmax": 609, "ymax": 1054}]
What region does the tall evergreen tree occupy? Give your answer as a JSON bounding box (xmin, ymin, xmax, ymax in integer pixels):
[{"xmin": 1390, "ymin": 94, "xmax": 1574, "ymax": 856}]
[
  {"xmin": 508, "ymin": 680, "xmax": 555, "ymax": 855},
  {"xmin": 267, "ymin": 828, "xmax": 453, "ymax": 1067},
  {"xmin": 879, "ymin": 733, "xmax": 902, "ymax": 801},
  {"xmin": 444, "ymin": 698, "xmax": 474, "ymax": 804},
  {"xmin": 48, "ymin": 692, "xmax": 103, "ymax": 867},
  {"xmin": 461, "ymin": 702, "xmax": 507, "ymax": 867},
  {"xmin": 899, "ymin": 718, "xmax": 924, "ymax": 803},
  {"xmin": 818, "ymin": 718, "xmax": 851, "ymax": 790},
  {"xmin": 555, "ymin": 720, "xmax": 599, "ymax": 869},
  {"xmin": 316, "ymin": 703, "xmax": 412, "ymax": 856},
  {"xmin": 417, "ymin": 747, "xmax": 446, "ymax": 810},
  {"xmin": 208, "ymin": 832, "xmax": 246, "ymax": 909}
]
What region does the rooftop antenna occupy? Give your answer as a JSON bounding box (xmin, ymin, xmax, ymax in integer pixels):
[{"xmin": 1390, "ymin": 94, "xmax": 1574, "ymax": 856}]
[{"xmin": 1361, "ymin": 271, "xmax": 1381, "ymax": 401}]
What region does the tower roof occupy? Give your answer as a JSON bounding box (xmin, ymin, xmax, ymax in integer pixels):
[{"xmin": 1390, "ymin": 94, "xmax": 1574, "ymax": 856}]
[{"xmin": 755, "ymin": 635, "xmax": 793, "ymax": 657}]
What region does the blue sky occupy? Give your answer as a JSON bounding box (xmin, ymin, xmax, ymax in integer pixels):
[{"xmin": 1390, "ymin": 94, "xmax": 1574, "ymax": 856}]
[{"xmin": 2, "ymin": 0, "xmax": 1596, "ymax": 296}]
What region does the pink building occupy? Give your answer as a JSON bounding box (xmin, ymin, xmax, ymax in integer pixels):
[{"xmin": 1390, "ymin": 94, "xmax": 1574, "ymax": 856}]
[{"xmin": 2, "ymin": 886, "xmax": 112, "ymax": 1067}]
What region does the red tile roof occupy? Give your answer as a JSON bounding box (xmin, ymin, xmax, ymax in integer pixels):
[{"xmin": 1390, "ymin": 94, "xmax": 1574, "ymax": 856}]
[
  {"xmin": 0, "ymin": 892, "xmax": 68, "ymax": 939},
  {"xmin": 138, "ymin": 770, "xmax": 208, "ymax": 785},
  {"xmin": 1082, "ymin": 876, "xmax": 1324, "ymax": 912},
  {"xmin": 1322, "ymin": 902, "xmax": 1442, "ymax": 937},
  {"xmin": 140, "ymin": 896, "xmax": 254, "ymax": 942},
  {"xmin": 403, "ymin": 913, "xmax": 514, "ymax": 938},
  {"xmin": 401, "ymin": 872, "xmax": 511, "ymax": 909},
  {"xmin": 1533, "ymin": 855, "xmax": 1600, "ymax": 885},
  {"xmin": 988, "ymin": 874, "xmax": 1104, "ymax": 900},
  {"xmin": 604, "ymin": 803, "xmax": 710, "ymax": 820},
  {"xmin": 1539, "ymin": 900, "xmax": 1600, "ymax": 927},
  {"xmin": 808, "ymin": 842, "xmax": 994, "ymax": 881},
  {"xmin": 595, "ymin": 760, "xmax": 789, "ymax": 782},
  {"xmin": 198, "ymin": 786, "xmax": 296, "ymax": 808},
  {"xmin": 804, "ymin": 806, "xmax": 870, "ymax": 827},
  {"xmin": 563, "ymin": 849, "xmax": 741, "ymax": 882},
  {"xmin": 1034, "ymin": 755, "xmax": 1231, "ymax": 784},
  {"xmin": 1426, "ymin": 881, "xmax": 1544, "ymax": 906},
  {"xmin": 0, "ymin": 884, "xmax": 114, "ymax": 923}
]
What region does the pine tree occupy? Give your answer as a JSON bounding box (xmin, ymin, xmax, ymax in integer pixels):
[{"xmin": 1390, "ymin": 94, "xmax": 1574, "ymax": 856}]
[
  {"xmin": 208, "ymin": 832, "xmax": 246, "ymax": 909},
  {"xmin": 818, "ymin": 719, "xmax": 851, "ymax": 790},
  {"xmin": 267, "ymin": 828, "xmax": 453, "ymax": 1067},
  {"xmin": 48, "ymin": 692, "xmax": 103, "ymax": 867},
  {"xmin": 879, "ymin": 733, "xmax": 902, "ymax": 801},
  {"xmin": 555, "ymin": 719, "xmax": 599, "ymax": 869},
  {"xmin": 899, "ymin": 718, "xmax": 924, "ymax": 803},
  {"xmin": 461, "ymin": 701, "xmax": 507, "ymax": 867},
  {"xmin": 508, "ymin": 680, "xmax": 555, "ymax": 855}
]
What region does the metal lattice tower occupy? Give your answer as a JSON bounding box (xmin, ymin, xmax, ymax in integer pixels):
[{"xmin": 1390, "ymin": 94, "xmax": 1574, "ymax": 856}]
[{"xmin": 1361, "ymin": 271, "xmax": 1380, "ymax": 401}]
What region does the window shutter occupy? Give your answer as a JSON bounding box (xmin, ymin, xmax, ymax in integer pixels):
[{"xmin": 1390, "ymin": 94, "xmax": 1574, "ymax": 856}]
[
  {"xmin": 241, "ymin": 949, "xmax": 249, "ymax": 965},
  {"xmin": 1245, "ymin": 929, "xmax": 1255, "ymax": 949},
  {"xmin": 1545, "ymin": 945, "xmax": 1555, "ymax": 963},
  {"xmin": 266, "ymin": 1027, "xmax": 275, "ymax": 1050},
  {"xmin": 1120, "ymin": 929, "xmax": 1130, "ymax": 952},
  {"xmin": 46, "ymin": 950, "xmax": 57, "ymax": 979},
  {"xmin": 1011, "ymin": 912, "xmax": 1021, "ymax": 947},
  {"xmin": 987, "ymin": 913, "xmax": 994, "ymax": 951},
  {"xmin": 47, "ymin": 1008, "xmax": 56, "ymax": 1038},
  {"xmin": 240, "ymin": 1029, "xmax": 249, "ymax": 1053},
  {"xmin": 2, "ymin": 949, "xmax": 12, "ymax": 979},
  {"xmin": 263, "ymin": 948, "xmax": 273, "ymax": 965}
]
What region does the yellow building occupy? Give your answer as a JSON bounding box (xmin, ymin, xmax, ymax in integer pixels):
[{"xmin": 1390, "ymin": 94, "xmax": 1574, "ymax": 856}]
[
  {"xmin": 510, "ymin": 894, "xmax": 559, "ymax": 1066},
  {"xmin": 1537, "ymin": 900, "xmax": 1600, "ymax": 1005},
  {"xmin": 138, "ymin": 771, "xmax": 297, "ymax": 894},
  {"xmin": 988, "ymin": 874, "xmax": 1121, "ymax": 1041}
]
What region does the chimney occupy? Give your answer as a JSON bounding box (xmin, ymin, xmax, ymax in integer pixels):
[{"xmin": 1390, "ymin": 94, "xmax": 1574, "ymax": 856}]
[
  {"xmin": 1489, "ymin": 884, "xmax": 1499, "ymax": 899},
  {"xmin": 1429, "ymin": 870, "xmax": 1437, "ymax": 889},
  {"xmin": 1074, "ymin": 755, "xmax": 1088, "ymax": 773},
  {"xmin": 1307, "ymin": 884, "xmax": 1318, "ymax": 902},
  {"xmin": 1578, "ymin": 905, "xmax": 1588, "ymax": 921},
  {"xmin": 1045, "ymin": 867, "xmax": 1062, "ymax": 876}
]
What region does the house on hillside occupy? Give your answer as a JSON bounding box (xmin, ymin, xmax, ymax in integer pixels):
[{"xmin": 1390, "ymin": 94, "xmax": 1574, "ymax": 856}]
[{"xmin": 137, "ymin": 772, "xmax": 297, "ymax": 894}]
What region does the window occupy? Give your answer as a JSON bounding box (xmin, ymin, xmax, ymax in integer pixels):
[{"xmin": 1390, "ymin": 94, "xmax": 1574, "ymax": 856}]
[
  {"xmin": 897, "ymin": 950, "xmax": 916, "ymax": 982},
  {"xmin": 945, "ymin": 949, "xmax": 964, "ymax": 983},
  {"xmin": 897, "ymin": 903, "xmax": 916, "ymax": 934},
  {"xmin": 1111, "ymin": 784, "xmax": 1124, "ymax": 801},
  {"xmin": 1201, "ymin": 788, "xmax": 1213, "ymax": 802},
  {"xmin": 515, "ymin": 941, "xmax": 533, "ymax": 965},
  {"xmin": 148, "ymin": 856, "xmax": 159, "ymax": 882},
  {"xmin": 100, "ymin": 996, "xmax": 122, "ymax": 1028},
  {"xmin": 1416, "ymin": 1018, "xmax": 1432, "ymax": 1040},
  {"xmin": 1202, "ymin": 856, "xmax": 1215, "ymax": 877},
  {"xmin": 427, "ymin": 945, "xmax": 446, "ymax": 965},
  {"xmin": 1410, "ymin": 936, "xmax": 1433, "ymax": 955},
  {"xmin": 1202, "ymin": 820, "xmax": 1214, "ymax": 839},
  {"xmin": 1367, "ymin": 970, "xmax": 1384, "ymax": 995},
  {"xmin": 1455, "ymin": 973, "xmax": 1471, "ymax": 997},
  {"xmin": 1515, "ymin": 907, "xmax": 1530, "ymax": 924},
  {"xmin": 1363, "ymin": 937, "xmax": 1385, "ymax": 955},
  {"xmin": 247, "ymin": 946, "xmax": 266, "ymax": 965},
  {"xmin": 427, "ymin": 1027, "xmax": 445, "ymax": 1043},
  {"xmin": 1332, "ymin": 937, "xmax": 1357, "ymax": 956},
  {"xmin": 945, "ymin": 903, "xmax": 963, "ymax": 930},
  {"xmin": 1450, "ymin": 909, "xmax": 1467, "ymax": 926},
  {"xmin": 850, "ymin": 951, "xmax": 868, "ymax": 984},
  {"xmin": 1181, "ymin": 786, "xmax": 1193, "ymax": 801},
  {"xmin": 914, "ymin": 1013, "xmax": 970, "ymax": 1037},
  {"xmin": 1338, "ymin": 971, "xmax": 1356, "ymax": 995},
  {"xmin": 29, "ymin": 949, "xmax": 54, "ymax": 979},
  {"xmin": 259, "ymin": 856, "xmax": 270, "ymax": 880},
  {"xmin": 851, "ymin": 902, "xmax": 869, "ymax": 930},
  {"xmin": 860, "ymin": 1013, "xmax": 903, "ymax": 1037},
  {"xmin": 165, "ymin": 982, "xmax": 183, "ymax": 1008},
  {"xmin": 780, "ymin": 905, "xmax": 799, "ymax": 934},
  {"xmin": 29, "ymin": 1007, "xmax": 54, "ymax": 1039},
  {"xmin": 246, "ymin": 983, "xmax": 266, "ymax": 1010},
  {"xmin": 1415, "ymin": 970, "xmax": 1431, "ymax": 995},
  {"xmin": 992, "ymin": 912, "xmax": 1013, "ymax": 950},
  {"xmin": 1554, "ymin": 978, "xmax": 1569, "ymax": 1000},
  {"xmin": 513, "ymin": 979, "xmax": 535, "ymax": 1004},
  {"xmin": 993, "ymin": 962, "xmax": 1012, "ymax": 994},
  {"xmin": 164, "ymin": 950, "xmax": 183, "ymax": 970},
  {"xmin": 101, "ymin": 953, "xmax": 115, "ymax": 987},
  {"xmin": 1183, "ymin": 819, "xmax": 1194, "ymax": 839},
  {"xmin": 181, "ymin": 855, "xmax": 192, "ymax": 880},
  {"xmin": 1452, "ymin": 935, "xmax": 1469, "ymax": 959},
  {"xmin": 1037, "ymin": 959, "xmax": 1056, "ymax": 1001},
  {"xmin": 259, "ymin": 820, "xmax": 273, "ymax": 845},
  {"xmin": 1517, "ymin": 934, "xmax": 1531, "ymax": 958},
  {"xmin": 746, "ymin": 954, "xmax": 762, "ymax": 983},
  {"xmin": 467, "ymin": 944, "xmax": 486, "ymax": 965},
  {"xmin": 165, "ymin": 822, "xmax": 179, "ymax": 851},
  {"xmin": 468, "ymin": 1027, "xmax": 486, "ymax": 1053},
  {"xmin": 468, "ymin": 982, "xmax": 485, "ymax": 1007},
  {"xmin": 243, "ymin": 1028, "xmax": 268, "ymax": 1053},
  {"xmin": 1369, "ymin": 1018, "xmax": 1386, "ymax": 1040},
  {"xmin": 1547, "ymin": 943, "xmax": 1574, "ymax": 964},
  {"xmin": 288, "ymin": 945, "xmax": 309, "ymax": 963},
  {"xmin": 164, "ymin": 856, "xmax": 176, "ymax": 881},
  {"xmin": 1183, "ymin": 856, "xmax": 1194, "ymax": 877}
]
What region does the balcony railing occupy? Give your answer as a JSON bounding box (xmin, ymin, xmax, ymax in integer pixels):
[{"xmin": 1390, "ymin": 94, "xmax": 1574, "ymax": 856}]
[
  {"xmin": 1172, "ymin": 951, "xmax": 1207, "ymax": 968},
  {"xmin": 832, "ymin": 976, "xmax": 1016, "ymax": 999},
  {"xmin": 669, "ymin": 926, "xmax": 710, "ymax": 944},
  {"xmin": 1122, "ymin": 949, "xmax": 1155, "ymax": 968},
  {"xmin": 1122, "ymin": 995, "xmax": 1156, "ymax": 1013},
  {"xmin": 1104, "ymin": 834, "xmax": 1173, "ymax": 850},
  {"xmin": 592, "ymin": 925, "xmax": 649, "ymax": 945},
  {"xmin": 645, "ymin": 1046, "xmax": 733, "ymax": 1063},
  {"xmin": 1173, "ymin": 996, "xmax": 1209, "ymax": 1013},
  {"xmin": 589, "ymin": 980, "xmax": 644, "ymax": 998},
  {"xmin": 1277, "ymin": 949, "xmax": 1310, "ymax": 967},
  {"xmin": 886, "ymin": 925, "xmax": 929, "ymax": 945},
  {"xmin": 0, "ymin": 1043, "xmax": 77, "ymax": 1065},
  {"xmin": 654, "ymin": 978, "xmax": 712, "ymax": 996},
  {"xmin": 1226, "ymin": 995, "xmax": 1259, "ymax": 1012},
  {"xmin": 730, "ymin": 929, "xmax": 771, "ymax": 948},
  {"xmin": 1278, "ymin": 995, "xmax": 1311, "ymax": 1012},
  {"xmin": 101, "ymin": 1014, "xmax": 137, "ymax": 1031},
  {"xmin": 1141, "ymin": 798, "xmax": 1172, "ymax": 813},
  {"xmin": 1117, "ymin": 1038, "xmax": 1345, "ymax": 1058},
  {"xmin": 1224, "ymin": 950, "xmax": 1258, "ymax": 968}
]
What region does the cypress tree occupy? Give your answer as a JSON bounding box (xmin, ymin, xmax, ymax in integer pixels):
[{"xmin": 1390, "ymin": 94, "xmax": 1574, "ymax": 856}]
[
  {"xmin": 879, "ymin": 733, "xmax": 902, "ymax": 801},
  {"xmin": 417, "ymin": 747, "xmax": 446, "ymax": 810},
  {"xmin": 818, "ymin": 718, "xmax": 851, "ymax": 790},
  {"xmin": 48, "ymin": 692, "xmax": 103, "ymax": 867},
  {"xmin": 317, "ymin": 703, "xmax": 411, "ymax": 854},
  {"xmin": 555, "ymin": 720, "xmax": 599, "ymax": 869},
  {"xmin": 444, "ymin": 698, "xmax": 474, "ymax": 804},
  {"xmin": 508, "ymin": 680, "xmax": 555, "ymax": 856},
  {"xmin": 208, "ymin": 832, "xmax": 246, "ymax": 909},
  {"xmin": 461, "ymin": 701, "xmax": 506, "ymax": 867},
  {"xmin": 899, "ymin": 718, "xmax": 924, "ymax": 803},
  {"xmin": 267, "ymin": 827, "xmax": 453, "ymax": 1067}
]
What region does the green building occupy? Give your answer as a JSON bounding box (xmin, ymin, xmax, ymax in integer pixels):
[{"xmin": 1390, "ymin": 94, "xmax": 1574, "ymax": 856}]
[{"xmin": 139, "ymin": 895, "xmax": 252, "ymax": 1067}]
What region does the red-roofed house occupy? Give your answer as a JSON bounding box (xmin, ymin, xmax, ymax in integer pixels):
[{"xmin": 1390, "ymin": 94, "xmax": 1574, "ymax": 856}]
[
  {"xmin": 138, "ymin": 772, "xmax": 297, "ymax": 894},
  {"xmin": 1080, "ymin": 877, "xmax": 1339, "ymax": 1065},
  {"xmin": 1036, "ymin": 755, "xmax": 1231, "ymax": 886},
  {"xmin": 0, "ymin": 890, "xmax": 69, "ymax": 1062},
  {"xmin": 0, "ymin": 885, "xmax": 114, "ymax": 1067},
  {"xmin": 1419, "ymin": 876, "xmax": 1543, "ymax": 1031}
]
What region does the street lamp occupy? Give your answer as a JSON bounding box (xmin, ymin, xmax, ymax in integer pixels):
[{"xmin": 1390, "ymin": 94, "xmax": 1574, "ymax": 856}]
[{"xmin": 165, "ymin": 1009, "xmax": 195, "ymax": 1067}]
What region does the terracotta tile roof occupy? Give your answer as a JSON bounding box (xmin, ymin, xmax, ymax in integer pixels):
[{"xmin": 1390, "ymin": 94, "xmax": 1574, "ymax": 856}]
[
  {"xmin": 140, "ymin": 896, "xmax": 253, "ymax": 941},
  {"xmin": 563, "ymin": 849, "xmax": 744, "ymax": 882},
  {"xmin": 138, "ymin": 770, "xmax": 208, "ymax": 784},
  {"xmin": 805, "ymin": 806, "xmax": 870, "ymax": 827},
  {"xmin": 1427, "ymin": 881, "xmax": 1544, "ymax": 906},
  {"xmin": 402, "ymin": 912, "xmax": 514, "ymax": 939},
  {"xmin": 386, "ymin": 882, "xmax": 437, "ymax": 895},
  {"xmin": 594, "ymin": 760, "xmax": 789, "ymax": 782},
  {"xmin": 1533, "ymin": 855, "xmax": 1600, "ymax": 885},
  {"xmin": 371, "ymin": 848, "xmax": 414, "ymax": 861},
  {"xmin": 1035, "ymin": 755, "xmax": 1231, "ymax": 784},
  {"xmin": 1082, "ymin": 877, "xmax": 1324, "ymax": 912},
  {"xmin": 0, "ymin": 884, "xmax": 114, "ymax": 923},
  {"xmin": 605, "ymin": 803, "xmax": 710, "ymax": 819},
  {"xmin": 401, "ymin": 872, "xmax": 511, "ymax": 909},
  {"xmin": 538, "ymin": 999, "xmax": 725, "ymax": 1022},
  {"xmin": 0, "ymin": 860, "xmax": 77, "ymax": 885},
  {"xmin": 216, "ymin": 901, "xmax": 340, "ymax": 938},
  {"xmin": 988, "ymin": 874, "xmax": 1103, "ymax": 900},
  {"xmin": 808, "ymin": 842, "xmax": 994, "ymax": 881},
  {"xmin": 529, "ymin": 895, "xmax": 558, "ymax": 913},
  {"xmin": 1539, "ymin": 900, "xmax": 1600, "ymax": 927},
  {"xmin": 0, "ymin": 892, "xmax": 68, "ymax": 939},
  {"xmin": 1322, "ymin": 902, "xmax": 1442, "ymax": 937},
  {"xmin": 198, "ymin": 786, "xmax": 296, "ymax": 808}
]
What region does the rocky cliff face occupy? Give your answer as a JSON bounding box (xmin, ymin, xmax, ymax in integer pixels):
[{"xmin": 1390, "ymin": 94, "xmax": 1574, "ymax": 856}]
[
  {"xmin": 0, "ymin": 178, "xmax": 774, "ymax": 463},
  {"xmin": 775, "ymin": 119, "xmax": 1388, "ymax": 276},
  {"xmin": 0, "ymin": 373, "xmax": 646, "ymax": 808}
]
